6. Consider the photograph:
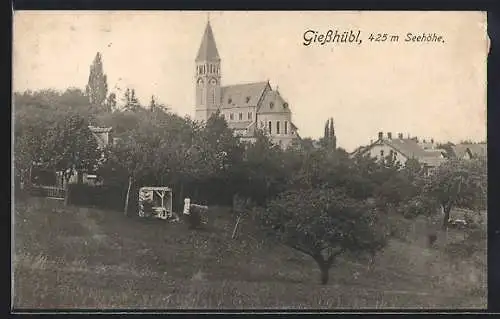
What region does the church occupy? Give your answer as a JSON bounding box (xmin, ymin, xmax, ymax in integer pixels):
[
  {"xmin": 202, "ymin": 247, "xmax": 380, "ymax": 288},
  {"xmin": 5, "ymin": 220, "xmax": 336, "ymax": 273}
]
[{"xmin": 194, "ymin": 20, "xmax": 300, "ymax": 149}]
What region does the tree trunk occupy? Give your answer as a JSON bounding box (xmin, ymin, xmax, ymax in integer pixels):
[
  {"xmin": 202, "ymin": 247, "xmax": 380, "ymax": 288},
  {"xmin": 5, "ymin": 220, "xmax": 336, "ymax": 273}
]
[
  {"xmin": 442, "ymin": 204, "xmax": 452, "ymax": 230},
  {"xmin": 313, "ymin": 254, "xmax": 331, "ymax": 285},
  {"xmin": 319, "ymin": 262, "xmax": 330, "ymax": 285},
  {"xmin": 64, "ymin": 179, "xmax": 70, "ymax": 206},
  {"xmin": 124, "ymin": 176, "xmax": 133, "ymax": 216}
]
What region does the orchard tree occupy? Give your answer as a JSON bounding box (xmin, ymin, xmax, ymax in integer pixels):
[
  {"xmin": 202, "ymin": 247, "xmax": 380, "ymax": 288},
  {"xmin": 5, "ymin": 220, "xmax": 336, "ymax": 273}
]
[
  {"xmin": 40, "ymin": 113, "xmax": 100, "ymax": 203},
  {"xmin": 261, "ymin": 188, "xmax": 388, "ymax": 285},
  {"xmin": 424, "ymin": 158, "xmax": 487, "ymax": 228},
  {"xmin": 85, "ymin": 52, "xmax": 108, "ymax": 107},
  {"xmin": 237, "ymin": 130, "xmax": 287, "ymax": 205}
]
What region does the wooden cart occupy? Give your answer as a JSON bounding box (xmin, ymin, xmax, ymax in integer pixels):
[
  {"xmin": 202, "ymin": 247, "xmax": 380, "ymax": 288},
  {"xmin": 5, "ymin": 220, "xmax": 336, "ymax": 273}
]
[{"xmin": 138, "ymin": 187, "xmax": 174, "ymax": 220}]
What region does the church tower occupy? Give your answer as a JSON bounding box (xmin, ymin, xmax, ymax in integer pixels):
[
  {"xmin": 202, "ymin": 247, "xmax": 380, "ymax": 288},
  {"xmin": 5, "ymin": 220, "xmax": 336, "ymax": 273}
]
[{"xmin": 195, "ymin": 20, "xmax": 222, "ymax": 122}]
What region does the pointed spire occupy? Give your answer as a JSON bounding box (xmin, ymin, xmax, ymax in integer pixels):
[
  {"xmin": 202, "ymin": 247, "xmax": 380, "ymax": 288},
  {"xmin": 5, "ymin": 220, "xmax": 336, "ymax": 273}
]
[{"xmin": 196, "ymin": 19, "xmax": 220, "ymax": 62}]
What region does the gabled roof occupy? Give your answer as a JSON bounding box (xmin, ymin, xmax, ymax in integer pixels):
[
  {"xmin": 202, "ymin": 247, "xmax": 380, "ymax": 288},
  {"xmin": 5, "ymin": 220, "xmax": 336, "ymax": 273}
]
[
  {"xmin": 258, "ymin": 89, "xmax": 292, "ymax": 114},
  {"xmin": 196, "ymin": 21, "xmax": 220, "ymax": 62},
  {"xmin": 221, "ymin": 82, "xmax": 270, "ymax": 108},
  {"xmin": 384, "ymin": 138, "xmax": 431, "ymax": 159},
  {"xmin": 359, "ymin": 137, "xmax": 446, "ymax": 167}
]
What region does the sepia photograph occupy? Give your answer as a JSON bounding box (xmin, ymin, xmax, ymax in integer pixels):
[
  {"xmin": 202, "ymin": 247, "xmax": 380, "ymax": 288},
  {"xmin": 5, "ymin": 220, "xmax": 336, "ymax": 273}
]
[{"xmin": 12, "ymin": 11, "xmax": 487, "ymax": 310}]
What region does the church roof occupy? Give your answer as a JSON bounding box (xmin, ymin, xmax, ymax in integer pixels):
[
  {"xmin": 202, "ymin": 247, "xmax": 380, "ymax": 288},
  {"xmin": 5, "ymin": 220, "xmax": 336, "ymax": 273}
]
[
  {"xmin": 221, "ymin": 81, "xmax": 270, "ymax": 108},
  {"xmin": 258, "ymin": 89, "xmax": 291, "ymax": 114},
  {"xmin": 196, "ymin": 21, "xmax": 220, "ymax": 62}
]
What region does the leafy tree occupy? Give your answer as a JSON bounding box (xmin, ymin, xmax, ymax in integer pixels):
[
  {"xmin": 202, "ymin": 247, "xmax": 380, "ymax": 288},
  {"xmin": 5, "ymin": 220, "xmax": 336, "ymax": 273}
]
[
  {"xmin": 423, "ymin": 158, "xmax": 487, "ymax": 228},
  {"xmin": 236, "ymin": 130, "xmax": 287, "ymax": 205},
  {"xmin": 38, "ymin": 113, "xmax": 100, "ymax": 203},
  {"xmin": 122, "ymin": 88, "xmax": 141, "ymax": 112},
  {"xmin": 106, "ymin": 92, "xmax": 117, "ymax": 112},
  {"xmin": 261, "ymin": 188, "xmax": 388, "ymax": 284},
  {"xmin": 85, "ymin": 52, "xmax": 108, "ymax": 107}
]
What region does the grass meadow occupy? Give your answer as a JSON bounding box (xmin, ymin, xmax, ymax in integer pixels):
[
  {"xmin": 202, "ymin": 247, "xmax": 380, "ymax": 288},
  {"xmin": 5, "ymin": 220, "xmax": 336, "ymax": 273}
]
[{"xmin": 12, "ymin": 196, "xmax": 487, "ymax": 309}]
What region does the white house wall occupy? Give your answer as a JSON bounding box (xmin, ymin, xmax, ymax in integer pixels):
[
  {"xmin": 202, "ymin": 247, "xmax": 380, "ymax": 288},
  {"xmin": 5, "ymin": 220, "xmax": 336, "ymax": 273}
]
[{"xmin": 364, "ymin": 143, "xmax": 409, "ymax": 165}]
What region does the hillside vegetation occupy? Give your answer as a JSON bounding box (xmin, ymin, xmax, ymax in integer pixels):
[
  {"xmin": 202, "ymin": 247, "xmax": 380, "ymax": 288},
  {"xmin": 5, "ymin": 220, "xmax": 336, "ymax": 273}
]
[
  {"xmin": 14, "ymin": 196, "xmax": 486, "ymax": 309},
  {"xmin": 13, "ymin": 88, "xmax": 487, "ymax": 309}
]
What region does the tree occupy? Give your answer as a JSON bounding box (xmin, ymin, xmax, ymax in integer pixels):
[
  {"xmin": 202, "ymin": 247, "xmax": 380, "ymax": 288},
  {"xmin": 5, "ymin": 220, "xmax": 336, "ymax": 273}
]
[
  {"xmin": 236, "ymin": 130, "xmax": 287, "ymax": 205},
  {"xmin": 149, "ymin": 95, "xmax": 156, "ymax": 112},
  {"xmin": 122, "ymin": 88, "xmax": 141, "ymax": 111},
  {"xmin": 423, "ymin": 158, "xmax": 487, "ymax": 228},
  {"xmin": 261, "ymin": 188, "xmax": 388, "ymax": 284},
  {"xmin": 106, "ymin": 93, "xmax": 117, "ymax": 112},
  {"xmin": 85, "ymin": 52, "xmax": 108, "ymax": 107},
  {"xmin": 320, "ymin": 117, "xmax": 337, "ymax": 150},
  {"xmin": 40, "ymin": 113, "xmax": 100, "ymax": 204}
]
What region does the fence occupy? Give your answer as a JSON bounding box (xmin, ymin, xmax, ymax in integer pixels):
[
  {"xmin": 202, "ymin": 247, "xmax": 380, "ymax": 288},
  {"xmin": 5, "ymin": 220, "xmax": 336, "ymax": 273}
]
[{"xmin": 30, "ymin": 185, "xmax": 66, "ymax": 200}]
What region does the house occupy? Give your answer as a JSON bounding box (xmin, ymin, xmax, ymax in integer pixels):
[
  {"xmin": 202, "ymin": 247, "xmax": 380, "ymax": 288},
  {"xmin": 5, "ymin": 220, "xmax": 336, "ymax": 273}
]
[
  {"xmin": 193, "ymin": 20, "xmax": 300, "ymax": 149},
  {"xmin": 352, "ymin": 131, "xmax": 447, "ymax": 174},
  {"xmin": 450, "ymin": 143, "xmax": 487, "ymax": 160},
  {"xmin": 88, "ymin": 125, "xmax": 113, "ymax": 149}
]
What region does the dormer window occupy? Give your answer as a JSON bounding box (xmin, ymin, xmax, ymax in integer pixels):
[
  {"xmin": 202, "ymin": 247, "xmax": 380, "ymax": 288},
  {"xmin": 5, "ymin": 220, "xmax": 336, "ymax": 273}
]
[
  {"xmin": 228, "ymin": 98, "xmax": 232, "ymax": 104},
  {"xmin": 283, "ymin": 103, "xmax": 288, "ymax": 108},
  {"xmin": 246, "ymin": 96, "xmax": 251, "ymax": 103},
  {"xmin": 270, "ymin": 102, "xmax": 274, "ymax": 109}
]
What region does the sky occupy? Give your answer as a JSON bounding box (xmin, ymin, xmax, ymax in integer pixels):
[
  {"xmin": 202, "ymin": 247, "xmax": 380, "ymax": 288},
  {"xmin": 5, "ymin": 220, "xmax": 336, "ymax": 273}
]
[{"xmin": 13, "ymin": 11, "xmax": 487, "ymax": 152}]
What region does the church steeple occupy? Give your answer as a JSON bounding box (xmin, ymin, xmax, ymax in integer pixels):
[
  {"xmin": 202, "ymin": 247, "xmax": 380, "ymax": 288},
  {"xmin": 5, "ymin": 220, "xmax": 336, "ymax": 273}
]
[
  {"xmin": 196, "ymin": 20, "xmax": 220, "ymax": 62},
  {"xmin": 194, "ymin": 19, "xmax": 222, "ymax": 123}
]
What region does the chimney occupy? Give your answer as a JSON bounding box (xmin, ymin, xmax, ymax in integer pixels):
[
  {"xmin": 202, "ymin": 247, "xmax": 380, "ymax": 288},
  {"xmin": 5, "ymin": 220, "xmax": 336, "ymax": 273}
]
[
  {"xmin": 398, "ymin": 133, "xmax": 403, "ymax": 139},
  {"xmin": 387, "ymin": 132, "xmax": 392, "ymax": 140},
  {"xmin": 431, "ymin": 138, "xmax": 434, "ymax": 144},
  {"xmin": 378, "ymin": 131, "xmax": 383, "ymax": 140}
]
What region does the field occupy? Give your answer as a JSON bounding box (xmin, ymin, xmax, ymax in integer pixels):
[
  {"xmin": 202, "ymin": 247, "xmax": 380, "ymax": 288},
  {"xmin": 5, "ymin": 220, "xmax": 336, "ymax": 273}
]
[{"xmin": 13, "ymin": 196, "xmax": 487, "ymax": 310}]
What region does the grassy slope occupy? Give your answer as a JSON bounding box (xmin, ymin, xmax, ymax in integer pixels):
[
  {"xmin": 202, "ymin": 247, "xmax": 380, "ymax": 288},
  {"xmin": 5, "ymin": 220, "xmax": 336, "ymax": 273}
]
[{"xmin": 13, "ymin": 197, "xmax": 486, "ymax": 309}]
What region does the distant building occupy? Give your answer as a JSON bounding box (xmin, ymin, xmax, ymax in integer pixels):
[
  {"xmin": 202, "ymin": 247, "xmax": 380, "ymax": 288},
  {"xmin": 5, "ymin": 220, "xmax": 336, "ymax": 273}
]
[
  {"xmin": 450, "ymin": 143, "xmax": 487, "ymax": 160},
  {"xmin": 88, "ymin": 126, "xmax": 113, "ymax": 149},
  {"xmin": 193, "ymin": 20, "xmax": 300, "ymax": 149},
  {"xmin": 351, "ymin": 131, "xmax": 447, "ymax": 174}
]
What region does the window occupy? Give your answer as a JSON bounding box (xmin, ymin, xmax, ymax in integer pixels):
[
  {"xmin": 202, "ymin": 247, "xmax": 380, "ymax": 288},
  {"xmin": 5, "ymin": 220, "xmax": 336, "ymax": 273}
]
[
  {"xmin": 239, "ymin": 113, "xmax": 243, "ymax": 121},
  {"xmin": 270, "ymin": 102, "xmax": 274, "ymax": 109},
  {"xmin": 248, "ymin": 112, "xmax": 252, "ymax": 120},
  {"xmin": 283, "ymin": 103, "xmax": 288, "ymax": 108},
  {"xmin": 230, "ymin": 113, "xmax": 234, "ymax": 120},
  {"xmin": 276, "ymin": 121, "xmax": 280, "ymax": 134},
  {"xmin": 284, "ymin": 121, "xmax": 288, "ymax": 134},
  {"xmin": 211, "ymin": 88, "xmax": 216, "ymax": 104},
  {"xmin": 228, "ymin": 98, "xmax": 232, "ymax": 104},
  {"xmin": 246, "ymin": 96, "xmax": 251, "ymax": 103},
  {"xmin": 380, "ymin": 150, "xmax": 384, "ymax": 157},
  {"xmin": 268, "ymin": 121, "xmax": 272, "ymax": 134}
]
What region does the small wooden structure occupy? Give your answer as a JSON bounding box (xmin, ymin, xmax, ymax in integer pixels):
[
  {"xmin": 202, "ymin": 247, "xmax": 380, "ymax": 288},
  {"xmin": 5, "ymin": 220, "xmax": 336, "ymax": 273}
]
[
  {"xmin": 183, "ymin": 198, "xmax": 209, "ymax": 229},
  {"xmin": 138, "ymin": 187, "xmax": 174, "ymax": 220}
]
